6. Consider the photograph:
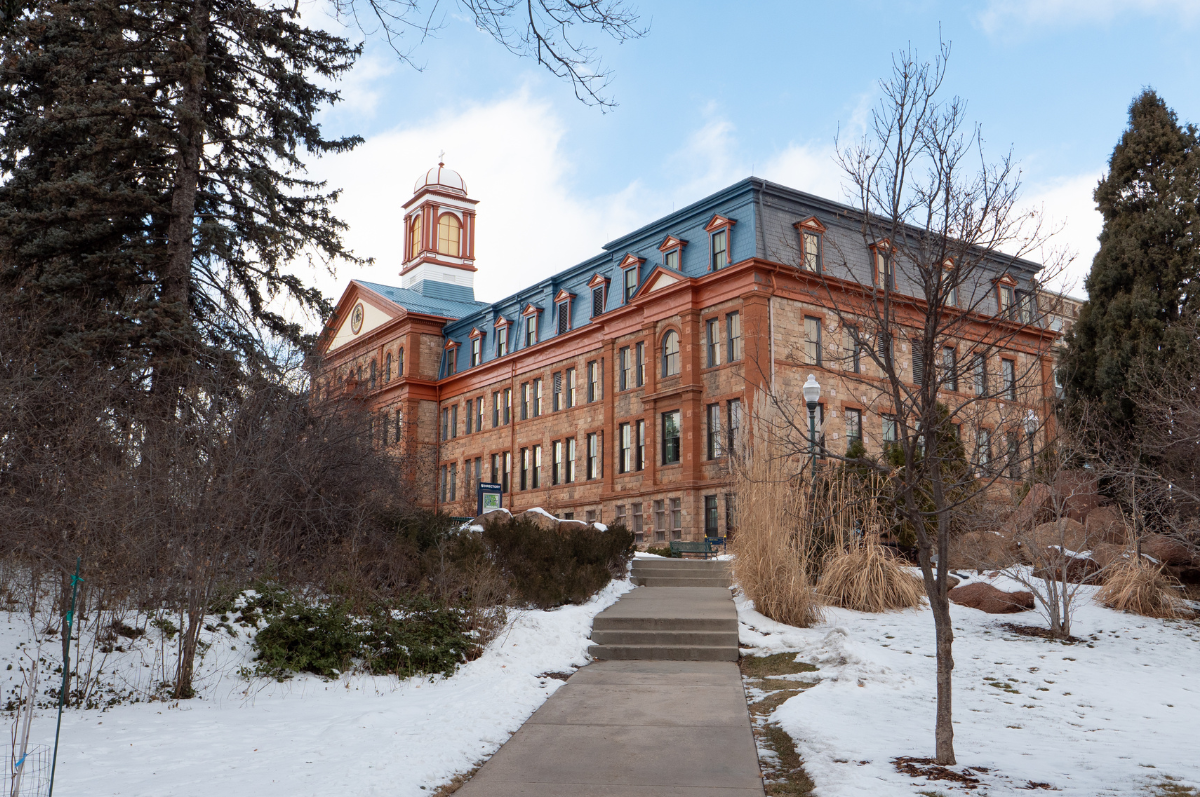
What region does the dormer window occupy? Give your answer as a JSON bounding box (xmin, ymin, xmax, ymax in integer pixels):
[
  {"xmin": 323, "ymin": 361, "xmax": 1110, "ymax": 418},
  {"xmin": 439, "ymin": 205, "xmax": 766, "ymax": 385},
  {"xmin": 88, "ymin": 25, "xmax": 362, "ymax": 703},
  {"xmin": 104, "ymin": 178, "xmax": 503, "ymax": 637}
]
[
  {"xmin": 554, "ymin": 290, "xmax": 575, "ymax": 335},
  {"xmin": 942, "ymin": 259, "xmax": 958, "ymax": 307},
  {"xmin": 592, "ymin": 286, "xmax": 605, "ymax": 316},
  {"xmin": 802, "ymin": 231, "xmax": 821, "ymax": 272},
  {"xmin": 659, "ymin": 234, "xmax": 686, "ymax": 272},
  {"xmin": 470, "ymin": 336, "xmax": 482, "ymax": 367},
  {"xmin": 437, "ymin": 213, "xmax": 461, "ymax": 256},
  {"xmin": 871, "ymin": 241, "xmax": 894, "ymax": 290},
  {"xmin": 665, "ymin": 249, "xmax": 680, "ymax": 269},
  {"xmin": 999, "ymin": 284, "xmax": 1014, "ymax": 314},
  {"xmin": 409, "ymin": 213, "xmax": 422, "ymax": 260},
  {"xmin": 711, "ymin": 229, "xmax": 727, "ymax": 270},
  {"xmin": 444, "ymin": 342, "xmax": 458, "ymax": 376},
  {"xmin": 521, "ymin": 305, "xmax": 541, "ymax": 347},
  {"xmin": 705, "ymin": 215, "xmax": 735, "ymax": 272},
  {"xmin": 495, "ymin": 319, "xmax": 510, "ymax": 357}
]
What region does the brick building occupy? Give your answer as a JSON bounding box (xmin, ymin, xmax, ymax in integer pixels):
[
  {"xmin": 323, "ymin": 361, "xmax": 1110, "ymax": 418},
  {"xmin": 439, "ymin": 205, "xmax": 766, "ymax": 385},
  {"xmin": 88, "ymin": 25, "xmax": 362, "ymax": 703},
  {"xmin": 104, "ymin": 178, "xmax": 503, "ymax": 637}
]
[{"xmin": 313, "ymin": 162, "xmax": 1064, "ymax": 544}]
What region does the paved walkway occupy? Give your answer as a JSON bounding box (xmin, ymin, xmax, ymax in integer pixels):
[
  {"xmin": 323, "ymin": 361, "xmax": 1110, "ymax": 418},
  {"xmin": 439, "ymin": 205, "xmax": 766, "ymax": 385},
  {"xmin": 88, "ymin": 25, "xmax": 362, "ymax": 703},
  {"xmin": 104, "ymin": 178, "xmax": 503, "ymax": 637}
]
[{"xmin": 456, "ymin": 585, "xmax": 765, "ymax": 796}]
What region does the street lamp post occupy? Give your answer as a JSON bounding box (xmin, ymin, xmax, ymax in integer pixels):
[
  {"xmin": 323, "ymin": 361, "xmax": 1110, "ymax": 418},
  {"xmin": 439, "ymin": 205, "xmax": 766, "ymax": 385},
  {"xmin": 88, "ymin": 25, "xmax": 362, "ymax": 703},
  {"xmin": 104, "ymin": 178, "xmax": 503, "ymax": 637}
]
[
  {"xmin": 803, "ymin": 373, "xmax": 822, "ymax": 487},
  {"xmin": 1023, "ymin": 410, "xmax": 1038, "ymax": 479}
]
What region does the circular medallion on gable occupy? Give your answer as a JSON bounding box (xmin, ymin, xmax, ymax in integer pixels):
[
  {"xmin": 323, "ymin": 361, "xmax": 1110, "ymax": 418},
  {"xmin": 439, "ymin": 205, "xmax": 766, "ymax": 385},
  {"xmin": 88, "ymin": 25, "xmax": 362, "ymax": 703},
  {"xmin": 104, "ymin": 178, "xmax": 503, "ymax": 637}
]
[{"xmin": 350, "ymin": 302, "xmax": 364, "ymax": 334}]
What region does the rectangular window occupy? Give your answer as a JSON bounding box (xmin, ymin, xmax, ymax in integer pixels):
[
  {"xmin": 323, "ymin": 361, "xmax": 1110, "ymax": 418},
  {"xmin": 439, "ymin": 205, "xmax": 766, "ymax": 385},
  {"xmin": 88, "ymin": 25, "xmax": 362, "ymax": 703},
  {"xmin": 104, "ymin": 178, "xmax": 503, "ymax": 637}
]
[
  {"xmin": 552, "ymin": 440, "xmax": 563, "ymax": 485},
  {"xmin": 475, "ymin": 398, "xmax": 483, "ymax": 433},
  {"xmin": 670, "ymin": 497, "xmax": 682, "ymax": 540},
  {"xmin": 557, "ymin": 303, "xmax": 569, "ymax": 335},
  {"xmin": 395, "ymin": 409, "xmax": 403, "ymax": 443},
  {"xmin": 520, "ymin": 448, "xmax": 529, "ymax": 491},
  {"xmin": 465, "ymin": 456, "xmax": 474, "ymax": 496},
  {"xmin": 1002, "ymin": 358, "xmax": 1016, "ymax": 400},
  {"xmin": 532, "ymin": 445, "xmax": 542, "ymax": 488},
  {"xmin": 976, "ymin": 428, "xmax": 991, "ymax": 468},
  {"xmin": 566, "ymin": 367, "xmax": 576, "ymax": 408},
  {"xmin": 846, "ymin": 408, "xmax": 862, "ymax": 444},
  {"xmin": 444, "ymin": 352, "xmax": 456, "ymax": 377},
  {"xmin": 706, "ymin": 403, "xmax": 722, "ymax": 459},
  {"xmin": 1018, "ymin": 291, "xmax": 1034, "ymax": 324},
  {"xmin": 440, "ymin": 464, "xmax": 448, "ymax": 503},
  {"xmin": 727, "ymin": 311, "xmax": 742, "ymax": 362},
  {"xmin": 883, "ymin": 414, "xmax": 897, "ymax": 446},
  {"xmin": 1007, "ymin": 431, "xmax": 1022, "ymax": 480},
  {"xmin": 441, "ymin": 408, "xmax": 449, "ymax": 442},
  {"xmin": 704, "ymin": 495, "xmax": 719, "ymax": 537},
  {"xmin": 525, "ymin": 315, "xmax": 538, "ymax": 347},
  {"xmin": 491, "ymin": 453, "xmax": 500, "ymax": 484},
  {"xmin": 566, "ymin": 437, "xmax": 576, "ymax": 483},
  {"xmin": 999, "ymin": 285, "xmax": 1014, "ymax": 315},
  {"xmin": 533, "ymin": 378, "xmax": 542, "ymax": 417},
  {"xmin": 552, "ymin": 371, "xmax": 562, "ymax": 411},
  {"xmin": 502, "ymin": 451, "xmax": 511, "ymax": 494},
  {"xmin": 619, "ymin": 347, "xmax": 631, "ymax": 391},
  {"xmin": 942, "ymin": 347, "xmax": 958, "ymax": 391},
  {"xmin": 497, "ymin": 327, "xmax": 508, "ymax": 357},
  {"xmin": 587, "ymin": 361, "xmax": 599, "ymax": 402},
  {"xmin": 592, "ymin": 285, "xmax": 605, "ymax": 317},
  {"xmin": 635, "ymin": 419, "xmax": 646, "ymax": 471},
  {"xmin": 492, "ymin": 391, "xmax": 500, "ymax": 428},
  {"xmin": 398, "ymin": 347, "xmax": 405, "ymax": 376},
  {"xmin": 711, "ymin": 229, "xmax": 728, "ymax": 270},
  {"xmin": 587, "ymin": 433, "xmax": 600, "ymax": 480},
  {"xmin": 804, "ymin": 316, "xmax": 822, "ymax": 366},
  {"xmin": 520, "ymin": 382, "xmax": 529, "ymax": 420},
  {"xmin": 503, "ymin": 388, "xmax": 512, "ymax": 425},
  {"xmin": 662, "ymin": 410, "xmax": 681, "ymax": 465},
  {"xmin": 654, "ymin": 500, "xmax": 666, "ymax": 542},
  {"xmin": 726, "ymin": 398, "xmax": 742, "ymax": 454},
  {"xmin": 619, "ymin": 423, "xmax": 632, "ymax": 474},
  {"xmin": 802, "ymin": 231, "xmax": 821, "ymax": 273},
  {"xmin": 631, "ymin": 503, "xmax": 644, "ymax": 541},
  {"xmin": 875, "ymin": 248, "xmax": 893, "ymax": 289},
  {"xmin": 586, "ymin": 509, "xmax": 597, "ymax": 523},
  {"xmin": 470, "ymin": 337, "xmax": 481, "ymax": 367},
  {"xmin": 465, "ymin": 399, "xmax": 473, "ymax": 434},
  {"xmin": 706, "ymin": 318, "xmax": 721, "ymax": 367},
  {"xmin": 635, "ymin": 342, "xmax": 645, "ymax": 386},
  {"xmin": 449, "ymin": 462, "xmax": 457, "ymax": 502},
  {"xmin": 624, "ymin": 268, "xmax": 637, "ymax": 302},
  {"xmin": 912, "ymin": 342, "xmax": 925, "ymax": 385},
  {"xmin": 615, "ymin": 504, "xmax": 627, "ymax": 529},
  {"xmin": 973, "ymin": 355, "xmax": 987, "ymax": 396}
]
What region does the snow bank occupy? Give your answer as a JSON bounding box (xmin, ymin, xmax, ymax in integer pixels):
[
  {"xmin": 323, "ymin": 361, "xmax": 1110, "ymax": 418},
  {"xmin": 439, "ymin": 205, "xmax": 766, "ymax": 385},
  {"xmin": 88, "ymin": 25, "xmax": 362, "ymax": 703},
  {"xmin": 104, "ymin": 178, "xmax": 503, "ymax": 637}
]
[
  {"xmin": 1, "ymin": 578, "xmax": 634, "ymax": 796},
  {"xmin": 737, "ymin": 572, "xmax": 1200, "ymax": 795}
]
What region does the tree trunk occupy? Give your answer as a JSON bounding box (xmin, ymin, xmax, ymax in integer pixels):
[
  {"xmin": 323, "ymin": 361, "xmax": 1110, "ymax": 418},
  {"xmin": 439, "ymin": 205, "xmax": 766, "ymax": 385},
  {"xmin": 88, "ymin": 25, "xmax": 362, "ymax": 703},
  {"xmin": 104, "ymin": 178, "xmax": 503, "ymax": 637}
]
[
  {"xmin": 173, "ymin": 597, "xmax": 205, "ymax": 700},
  {"xmin": 931, "ymin": 593, "xmax": 956, "ymax": 765}
]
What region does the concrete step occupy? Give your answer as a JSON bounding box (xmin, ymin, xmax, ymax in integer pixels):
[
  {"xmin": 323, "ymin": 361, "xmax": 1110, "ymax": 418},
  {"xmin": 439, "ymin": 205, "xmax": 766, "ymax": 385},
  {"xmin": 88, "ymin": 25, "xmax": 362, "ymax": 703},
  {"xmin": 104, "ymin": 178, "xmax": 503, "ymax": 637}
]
[
  {"xmin": 631, "ymin": 576, "xmax": 731, "ymax": 588},
  {"xmin": 588, "ymin": 644, "xmax": 738, "ymax": 662},
  {"xmin": 632, "ymin": 559, "xmax": 730, "ymax": 572},
  {"xmin": 590, "ymin": 628, "xmax": 740, "ymax": 646},
  {"xmin": 592, "ymin": 615, "xmax": 737, "ymax": 632}
]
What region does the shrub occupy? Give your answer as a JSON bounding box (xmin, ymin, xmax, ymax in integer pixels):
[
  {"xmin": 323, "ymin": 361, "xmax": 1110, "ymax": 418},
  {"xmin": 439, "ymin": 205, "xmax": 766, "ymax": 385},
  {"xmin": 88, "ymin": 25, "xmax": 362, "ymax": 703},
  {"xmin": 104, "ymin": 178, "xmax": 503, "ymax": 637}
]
[
  {"xmin": 252, "ymin": 593, "xmax": 476, "ymax": 680},
  {"xmin": 483, "ymin": 517, "xmax": 634, "ymax": 609},
  {"xmin": 1096, "ymin": 557, "xmax": 1193, "ymax": 619},
  {"xmin": 642, "ymin": 545, "xmax": 680, "ymax": 558},
  {"xmin": 818, "ymin": 539, "xmax": 925, "ymax": 612}
]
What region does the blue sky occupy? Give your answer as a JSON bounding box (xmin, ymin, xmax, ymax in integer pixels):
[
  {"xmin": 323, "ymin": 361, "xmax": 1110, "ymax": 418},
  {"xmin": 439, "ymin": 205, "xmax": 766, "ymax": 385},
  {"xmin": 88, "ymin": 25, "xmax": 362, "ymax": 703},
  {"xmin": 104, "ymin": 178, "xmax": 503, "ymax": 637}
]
[{"xmin": 302, "ymin": 0, "xmax": 1200, "ymax": 308}]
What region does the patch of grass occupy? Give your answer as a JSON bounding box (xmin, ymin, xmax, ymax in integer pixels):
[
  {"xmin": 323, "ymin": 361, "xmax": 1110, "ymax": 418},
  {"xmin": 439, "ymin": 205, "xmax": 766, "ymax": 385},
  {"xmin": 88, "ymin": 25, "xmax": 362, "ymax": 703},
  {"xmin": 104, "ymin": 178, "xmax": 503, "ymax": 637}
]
[
  {"xmin": 750, "ymin": 689, "xmax": 802, "ymax": 718},
  {"xmin": 1098, "ymin": 558, "xmax": 1193, "ymax": 619},
  {"xmin": 431, "ymin": 762, "xmax": 483, "ymax": 795},
  {"xmin": 741, "ymin": 653, "xmax": 818, "ymax": 679},
  {"xmin": 760, "ymin": 723, "xmax": 816, "ymax": 796},
  {"xmin": 1148, "ymin": 777, "xmax": 1200, "ymax": 796}
]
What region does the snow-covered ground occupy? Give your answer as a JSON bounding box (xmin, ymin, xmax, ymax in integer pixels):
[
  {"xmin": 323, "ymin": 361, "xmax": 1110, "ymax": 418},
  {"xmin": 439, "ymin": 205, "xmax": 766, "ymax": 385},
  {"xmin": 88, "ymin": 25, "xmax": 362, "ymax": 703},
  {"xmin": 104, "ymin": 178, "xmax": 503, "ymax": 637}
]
[
  {"xmin": 1, "ymin": 577, "xmax": 633, "ymax": 796},
  {"xmin": 738, "ymin": 569, "xmax": 1200, "ymax": 796}
]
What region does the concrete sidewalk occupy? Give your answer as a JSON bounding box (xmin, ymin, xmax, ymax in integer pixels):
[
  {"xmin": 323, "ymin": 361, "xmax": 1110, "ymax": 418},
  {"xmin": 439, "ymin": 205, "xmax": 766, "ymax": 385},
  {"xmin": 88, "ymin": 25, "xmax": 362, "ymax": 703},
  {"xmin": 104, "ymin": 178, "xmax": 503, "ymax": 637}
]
[{"xmin": 455, "ymin": 659, "xmax": 765, "ymax": 796}]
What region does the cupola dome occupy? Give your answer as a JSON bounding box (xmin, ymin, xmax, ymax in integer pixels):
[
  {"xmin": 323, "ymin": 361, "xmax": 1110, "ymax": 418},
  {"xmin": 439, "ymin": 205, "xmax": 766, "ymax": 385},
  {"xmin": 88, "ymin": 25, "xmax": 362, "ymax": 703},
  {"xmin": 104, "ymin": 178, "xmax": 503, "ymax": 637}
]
[{"xmin": 414, "ymin": 161, "xmax": 467, "ymax": 196}]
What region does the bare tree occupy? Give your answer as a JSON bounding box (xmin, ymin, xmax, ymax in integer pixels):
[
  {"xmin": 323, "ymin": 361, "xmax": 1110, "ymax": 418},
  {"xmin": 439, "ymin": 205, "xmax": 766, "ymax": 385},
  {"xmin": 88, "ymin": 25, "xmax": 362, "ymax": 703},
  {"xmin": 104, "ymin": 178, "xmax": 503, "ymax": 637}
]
[{"xmin": 754, "ymin": 42, "xmax": 1068, "ymax": 765}]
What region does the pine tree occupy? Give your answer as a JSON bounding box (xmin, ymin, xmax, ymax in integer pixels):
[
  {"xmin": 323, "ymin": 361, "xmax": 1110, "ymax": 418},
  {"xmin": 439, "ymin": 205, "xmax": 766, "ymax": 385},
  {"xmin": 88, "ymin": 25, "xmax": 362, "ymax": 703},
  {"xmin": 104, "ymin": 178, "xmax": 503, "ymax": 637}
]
[{"xmin": 1062, "ymin": 90, "xmax": 1200, "ymax": 431}]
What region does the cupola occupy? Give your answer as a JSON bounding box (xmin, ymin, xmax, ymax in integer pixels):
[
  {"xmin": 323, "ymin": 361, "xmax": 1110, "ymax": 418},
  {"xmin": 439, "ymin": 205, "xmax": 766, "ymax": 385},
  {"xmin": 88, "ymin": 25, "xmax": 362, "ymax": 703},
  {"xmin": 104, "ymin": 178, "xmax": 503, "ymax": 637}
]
[{"xmin": 401, "ymin": 156, "xmax": 479, "ymax": 302}]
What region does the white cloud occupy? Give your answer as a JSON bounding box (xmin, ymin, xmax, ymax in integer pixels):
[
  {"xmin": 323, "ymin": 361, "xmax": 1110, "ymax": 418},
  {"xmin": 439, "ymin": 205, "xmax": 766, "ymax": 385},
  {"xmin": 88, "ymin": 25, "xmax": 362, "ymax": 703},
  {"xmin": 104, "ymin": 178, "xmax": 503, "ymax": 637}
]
[
  {"xmin": 1019, "ymin": 172, "xmax": 1103, "ymax": 298},
  {"xmin": 760, "ymin": 142, "xmax": 847, "ymax": 202},
  {"xmin": 979, "ymin": 0, "xmax": 1200, "ymax": 34}
]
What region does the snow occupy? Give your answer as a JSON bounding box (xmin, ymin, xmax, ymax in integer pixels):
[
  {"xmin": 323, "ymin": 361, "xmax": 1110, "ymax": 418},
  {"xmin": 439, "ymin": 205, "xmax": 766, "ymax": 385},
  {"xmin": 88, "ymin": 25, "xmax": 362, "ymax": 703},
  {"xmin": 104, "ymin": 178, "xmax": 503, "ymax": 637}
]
[
  {"xmin": 524, "ymin": 507, "xmax": 557, "ymax": 520},
  {"xmin": 738, "ymin": 569, "xmax": 1200, "ymax": 796},
  {"xmin": 1, "ymin": 578, "xmax": 633, "ymax": 796}
]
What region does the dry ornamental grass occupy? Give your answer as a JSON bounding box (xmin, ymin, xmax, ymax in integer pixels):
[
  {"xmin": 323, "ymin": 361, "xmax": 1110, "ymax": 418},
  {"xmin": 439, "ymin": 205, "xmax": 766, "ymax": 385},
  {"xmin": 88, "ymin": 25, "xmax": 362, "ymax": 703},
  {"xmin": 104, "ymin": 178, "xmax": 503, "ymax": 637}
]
[
  {"xmin": 1096, "ymin": 557, "xmax": 1193, "ymax": 619},
  {"xmin": 818, "ymin": 540, "xmax": 926, "ymax": 612}
]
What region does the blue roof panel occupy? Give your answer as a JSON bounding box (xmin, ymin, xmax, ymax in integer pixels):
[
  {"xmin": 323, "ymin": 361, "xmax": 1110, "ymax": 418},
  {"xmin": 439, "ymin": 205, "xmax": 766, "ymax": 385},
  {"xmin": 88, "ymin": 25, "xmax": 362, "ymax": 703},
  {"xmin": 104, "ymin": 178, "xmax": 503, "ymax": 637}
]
[{"xmin": 357, "ymin": 280, "xmax": 487, "ymax": 320}]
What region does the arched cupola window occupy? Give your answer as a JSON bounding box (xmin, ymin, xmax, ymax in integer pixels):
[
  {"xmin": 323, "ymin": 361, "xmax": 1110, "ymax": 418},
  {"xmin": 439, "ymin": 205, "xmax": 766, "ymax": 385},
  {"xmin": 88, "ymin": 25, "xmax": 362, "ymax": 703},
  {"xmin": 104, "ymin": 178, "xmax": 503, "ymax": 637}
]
[
  {"xmin": 661, "ymin": 330, "xmax": 681, "ymax": 377},
  {"xmin": 438, "ymin": 213, "xmax": 461, "ymax": 256},
  {"xmin": 409, "ymin": 213, "xmax": 422, "ymax": 260}
]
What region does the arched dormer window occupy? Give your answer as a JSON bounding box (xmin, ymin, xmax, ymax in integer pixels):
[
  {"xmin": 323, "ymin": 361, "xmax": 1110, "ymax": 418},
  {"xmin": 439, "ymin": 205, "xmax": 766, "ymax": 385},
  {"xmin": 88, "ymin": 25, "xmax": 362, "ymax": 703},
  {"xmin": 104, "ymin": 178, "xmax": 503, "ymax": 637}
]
[
  {"xmin": 661, "ymin": 330, "xmax": 680, "ymax": 377},
  {"xmin": 437, "ymin": 213, "xmax": 461, "ymax": 256},
  {"xmin": 409, "ymin": 213, "xmax": 422, "ymax": 260}
]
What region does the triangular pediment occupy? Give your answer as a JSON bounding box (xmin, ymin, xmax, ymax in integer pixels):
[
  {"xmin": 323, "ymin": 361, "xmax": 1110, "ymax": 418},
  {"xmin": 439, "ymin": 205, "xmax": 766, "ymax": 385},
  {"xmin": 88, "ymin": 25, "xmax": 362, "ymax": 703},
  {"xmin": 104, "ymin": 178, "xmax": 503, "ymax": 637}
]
[
  {"xmin": 618, "ymin": 253, "xmax": 645, "ymax": 270},
  {"xmin": 444, "ymin": 338, "xmax": 460, "ymax": 350},
  {"xmin": 994, "ymin": 273, "xmax": 1019, "ymax": 286},
  {"xmin": 553, "ymin": 289, "xmax": 576, "ymax": 304},
  {"xmin": 704, "ymin": 214, "xmax": 736, "ymax": 233},
  {"xmin": 658, "ymin": 234, "xmax": 688, "ymax": 252},
  {"xmin": 521, "ymin": 302, "xmax": 542, "ymax": 317},
  {"xmin": 794, "ymin": 215, "xmax": 827, "ymax": 233},
  {"xmin": 323, "ymin": 281, "xmax": 403, "ymax": 354},
  {"xmin": 587, "ymin": 273, "xmax": 609, "ymax": 289},
  {"xmin": 633, "ymin": 265, "xmax": 691, "ymax": 299},
  {"xmin": 469, "ymin": 327, "xmax": 485, "ymax": 340},
  {"xmin": 494, "ymin": 315, "xmax": 511, "ymax": 329}
]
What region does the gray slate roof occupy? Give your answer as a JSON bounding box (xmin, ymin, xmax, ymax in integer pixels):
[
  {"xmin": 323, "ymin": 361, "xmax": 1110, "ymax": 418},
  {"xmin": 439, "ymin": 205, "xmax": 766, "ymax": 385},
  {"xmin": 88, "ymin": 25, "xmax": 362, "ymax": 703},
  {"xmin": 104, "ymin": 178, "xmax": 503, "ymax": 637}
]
[{"xmin": 357, "ymin": 279, "xmax": 487, "ymax": 320}]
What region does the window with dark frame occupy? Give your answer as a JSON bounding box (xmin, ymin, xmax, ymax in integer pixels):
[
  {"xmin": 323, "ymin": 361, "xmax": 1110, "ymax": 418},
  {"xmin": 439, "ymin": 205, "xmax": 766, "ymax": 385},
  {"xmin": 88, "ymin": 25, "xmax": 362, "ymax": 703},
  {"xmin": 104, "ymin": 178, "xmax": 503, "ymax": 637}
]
[
  {"xmin": 533, "ymin": 378, "xmax": 542, "ymax": 417},
  {"xmin": 385, "ymin": 353, "xmax": 392, "ymax": 382},
  {"xmin": 587, "ymin": 433, "xmax": 600, "ymax": 479},
  {"xmin": 654, "ymin": 500, "xmax": 666, "ymax": 542},
  {"xmin": 662, "ymin": 410, "xmax": 681, "ymax": 465},
  {"xmin": 635, "ymin": 419, "xmax": 646, "ymax": 471},
  {"xmin": 450, "ymin": 405, "xmax": 457, "ymax": 438},
  {"xmin": 502, "ymin": 451, "xmax": 511, "ymax": 494},
  {"xmin": 566, "ymin": 437, "xmax": 576, "ymax": 482},
  {"xmin": 704, "ymin": 495, "xmax": 719, "ymax": 537},
  {"xmin": 661, "ymin": 330, "xmax": 680, "ymax": 377},
  {"xmin": 587, "ymin": 361, "xmax": 599, "ymax": 402},
  {"xmin": 802, "ymin": 230, "xmax": 821, "ymax": 273},
  {"xmin": 706, "ymin": 403, "xmax": 721, "ymax": 459},
  {"xmin": 635, "ymin": 342, "xmax": 645, "ymax": 386},
  {"xmin": 846, "ymin": 408, "xmax": 862, "ymax": 445},
  {"xmin": 619, "ymin": 423, "xmax": 631, "ymax": 473},
  {"xmin": 804, "ymin": 316, "xmax": 822, "ymax": 365},
  {"xmin": 882, "ymin": 414, "xmax": 898, "ymax": 447},
  {"xmin": 553, "ymin": 372, "xmax": 562, "ymax": 411},
  {"xmin": 492, "ymin": 391, "xmax": 500, "ymax": 428},
  {"xmin": 525, "ymin": 314, "xmax": 538, "ymax": 347},
  {"xmin": 497, "ymin": 326, "xmax": 508, "ymax": 357},
  {"xmin": 503, "ymin": 388, "xmax": 511, "ymax": 425},
  {"xmin": 711, "ymin": 229, "xmax": 728, "ymax": 270},
  {"xmin": 973, "ymin": 355, "xmax": 987, "ymax": 395},
  {"xmin": 566, "ymin": 367, "xmax": 576, "ymax": 407},
  {"xmin": 706, "ymin": 318, "xmax": 720, "ymax": 367},
  {"xmin": 520, "ymin": 382, "xmax": 529, "ymax": 420},
  {"xmin": 592, "ymin": 285, "xmax": 605, "ymax": 317},
  {"xmin": 465, "ymin": 399, "xmax": 473, "ymax": 434},
  {"xmin": 532, "ymin": 445, "xmax": 541, "ymax": 488},
  {"xmin": 943, "ymin": 347, "xmax": 958, "ymax": 391},
  {"xmin": 632, "ymin": 503, "xmax": 644, "ymax": 540},
  {"xmin": 370, "ymin": 360, "xmax": 377, "ymax": 389},
  {"xmin": 619, "ymin": 347, "xmax": 631, "ymax": 391},
  {"xmin": 1002, "ymin": 358, "xmax": 1016, "ymax": 400},
  {"xmin": 470, "ymin": 337, "xmax": 481, "ymax": 367},
  {"xmin": 552, "ymin": 440, "xmax": 563, "ymax": 485},
  {"xmin": 1007, "ymin": 431, "xmax": 1022, "ymax": 480},
  {"xmin": 520, "ymin": 448, "xmax": 529, "ymax": 491},
  {"xmin": 846, "ymin": 326, "xmax": 862, "ymax": 374},
  {"xmin": 975, "ymin": 428, "xmax": 991, "ymax": 469},
  {"xmin": 624, "ymin": 268, "xmax": 637, "ymax": 302},
  {"xmin": 727, "ymin": 312, "xmax": 742, "ymax": 362},
  {"xmin": 670, "ymin": 498, "xmax": 682, "ymax": 540},
  {"xmin": 726, "ymin": 398, "xmax": 742, "ymax": 454},
  {"xmin": 557, "ymin": 303, "xmax": 569, "ymax": 335}
]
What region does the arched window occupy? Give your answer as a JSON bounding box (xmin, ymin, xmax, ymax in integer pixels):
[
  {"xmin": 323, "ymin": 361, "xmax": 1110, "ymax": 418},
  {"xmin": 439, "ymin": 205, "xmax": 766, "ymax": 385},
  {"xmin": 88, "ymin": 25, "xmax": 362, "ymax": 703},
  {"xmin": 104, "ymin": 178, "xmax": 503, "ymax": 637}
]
[
  {"xmin": 369, "ymin": 360, "xmax": 377, "ymax": 390},
  {"xmin": 409, "ymin": 213, "xmax": 422, "ymax": 260},
  {"xmin": 661, "ymin": 330, "xmax": 680, "ymax": 377},
  {"xmin": 437, "ymin": 213, "xmax": 461, "ymax": 256},
  {"xmin": 384, "ymin": 352, "xmax": 392, "ymax": 383}
]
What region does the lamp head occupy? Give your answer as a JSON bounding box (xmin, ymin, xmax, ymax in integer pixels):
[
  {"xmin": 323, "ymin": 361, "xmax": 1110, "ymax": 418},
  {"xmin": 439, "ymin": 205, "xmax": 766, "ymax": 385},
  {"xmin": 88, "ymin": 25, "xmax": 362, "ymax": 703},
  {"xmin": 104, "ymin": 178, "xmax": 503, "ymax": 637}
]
[
  {"xmin": 1024, "ymin": 410, "xmax": 1038, "ymax": 436},
  {"xmin": 802, "ymin": 373, "xmax": 821, "ymax": 406}
]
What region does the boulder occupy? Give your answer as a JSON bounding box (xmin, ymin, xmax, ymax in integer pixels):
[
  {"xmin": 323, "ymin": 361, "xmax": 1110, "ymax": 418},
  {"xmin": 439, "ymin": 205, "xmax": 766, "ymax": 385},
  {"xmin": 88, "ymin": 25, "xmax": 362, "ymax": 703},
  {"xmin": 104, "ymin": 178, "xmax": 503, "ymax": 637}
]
[
  {"xmin": 557, "ymin": 519, "xmax": 591, "ymax": 533},
  {"xmin": 1009, "ymin": 483, "xmax": 1053, "ymax": 530},
  {"xmin": 1085, "ymin": 506, "xmax": 1128, "ymax": 546},
  {"xmin": 1090, "ymin": 542, "xmax": 1130, "ymax": 570},
  {"xmin": 1140, "ymin": 534, "xmax": 1197, "ymax": 567},
  {"xmin": 949, "ymin": 582, "xmax": 1035, "ymax": 614},
  {"xmin": 1053, "ymin": 472, "xmax": 1101, "ymax": 522},
  {"xmin": 516, "ymin": 509, "xmax": 560, "ymax": 532},
  {"xmin": 1032, "ymin": 551, "xmax": 1101, "ymax": 584},
  {"xmin": 954, "ymin": 530, "xmax": 1020, "ymax": 568},
  {"xmin": 468, "ymin": 508, "xmax": 511, "ymax": 529},
  {"xmin": 1025, "ymin": 518, "xmax": 1088, "ymax": 554}
]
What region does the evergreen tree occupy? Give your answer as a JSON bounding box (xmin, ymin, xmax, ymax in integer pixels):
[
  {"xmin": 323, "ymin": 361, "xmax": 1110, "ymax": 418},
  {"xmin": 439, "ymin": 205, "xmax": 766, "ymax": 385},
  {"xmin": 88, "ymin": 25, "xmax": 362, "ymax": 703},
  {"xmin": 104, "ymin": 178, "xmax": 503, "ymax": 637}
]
[{"xmin": 1062, "ymin": 90, "xmax": 1200, "ymax": 431}]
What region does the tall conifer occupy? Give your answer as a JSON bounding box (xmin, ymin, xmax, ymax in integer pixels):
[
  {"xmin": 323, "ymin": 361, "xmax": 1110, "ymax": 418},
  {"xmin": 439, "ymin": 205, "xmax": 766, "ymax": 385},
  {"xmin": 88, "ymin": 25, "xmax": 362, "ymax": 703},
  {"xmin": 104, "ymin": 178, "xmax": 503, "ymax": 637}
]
[{"xmin": 1062, "ymin": 90, "xmax": 1200, "ymax": 431}]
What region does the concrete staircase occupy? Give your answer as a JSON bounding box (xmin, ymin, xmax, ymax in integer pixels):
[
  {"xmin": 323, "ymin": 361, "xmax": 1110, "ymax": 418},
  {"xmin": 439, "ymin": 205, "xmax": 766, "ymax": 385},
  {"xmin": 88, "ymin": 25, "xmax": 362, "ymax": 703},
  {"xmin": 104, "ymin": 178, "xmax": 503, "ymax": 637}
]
[
  {"xmin": 631, "ymin": 557, "xmax": 732, "ymax": 587},
  {"xmin": 589, "ymin": 559, "xmax": 738, "ymax": 662}
]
